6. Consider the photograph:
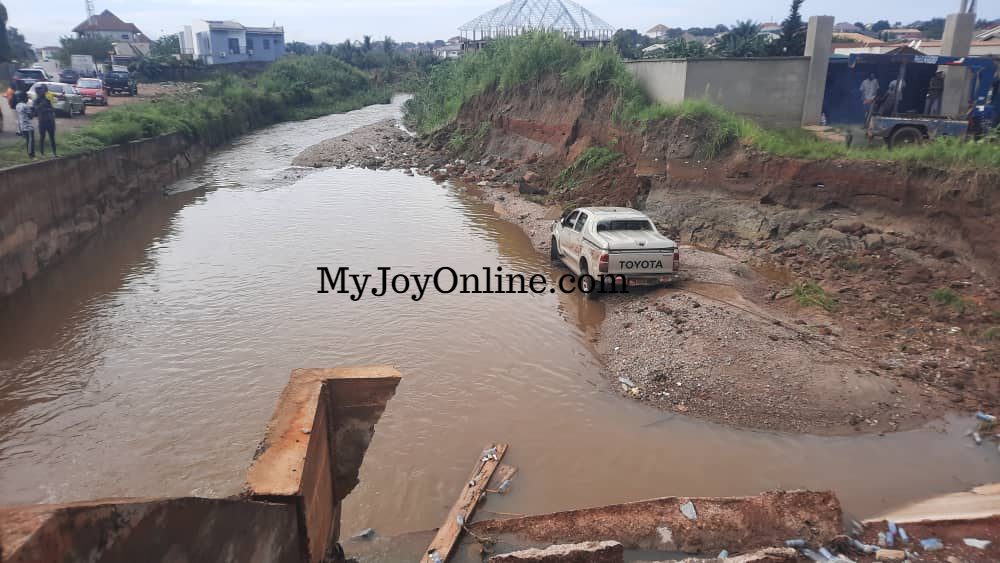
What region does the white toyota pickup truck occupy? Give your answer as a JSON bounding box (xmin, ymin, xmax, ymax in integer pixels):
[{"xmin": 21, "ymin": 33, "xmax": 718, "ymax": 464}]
[{"xmin": 550, "ymin": 207, "xmax": 679, "ymax": 297}]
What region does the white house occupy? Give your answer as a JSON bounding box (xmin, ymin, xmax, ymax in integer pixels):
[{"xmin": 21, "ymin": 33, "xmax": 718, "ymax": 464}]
[{"xmin": 180, "ymin": 20, "xmax": 285, "ymax": 65}]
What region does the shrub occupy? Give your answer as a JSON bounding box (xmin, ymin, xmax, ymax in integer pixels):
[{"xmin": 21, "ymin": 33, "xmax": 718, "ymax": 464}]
[
  {"xmin": 792, "ymin": 281, "xmax": 836, "ymax": 311},
  {"xmin": 555, "ymin": 146, "xmax": 622, "ymax": 189}
]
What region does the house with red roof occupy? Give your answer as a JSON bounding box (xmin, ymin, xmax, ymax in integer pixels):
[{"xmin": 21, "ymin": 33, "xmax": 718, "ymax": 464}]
[{"xmin": 72, "ymin": 9, "xmax": 147, "ymax": 43}]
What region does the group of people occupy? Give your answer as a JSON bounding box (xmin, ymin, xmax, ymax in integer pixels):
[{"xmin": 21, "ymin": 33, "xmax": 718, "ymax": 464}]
[
  {"xmin": 859, "ymin": 70, "xmax": 945, "ymax": 120},
  {"xmin": 12, "ymin": 85, "xmax": 57, "ymax": 159}
]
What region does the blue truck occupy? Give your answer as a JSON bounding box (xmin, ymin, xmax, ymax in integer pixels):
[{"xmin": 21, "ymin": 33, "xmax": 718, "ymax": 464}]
[{"xmin": 848, "ymin": 53, "xmax": 999, "ymax": 148}]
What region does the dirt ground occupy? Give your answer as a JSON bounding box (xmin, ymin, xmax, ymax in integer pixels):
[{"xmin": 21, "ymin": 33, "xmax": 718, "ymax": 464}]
[
  {"xmin": 0, "ymin": 83, "xmax": 184, "ymax": 148},
  {"xmin": 293, "ymin": 118, "xmax": 998, "ymax": 437}
]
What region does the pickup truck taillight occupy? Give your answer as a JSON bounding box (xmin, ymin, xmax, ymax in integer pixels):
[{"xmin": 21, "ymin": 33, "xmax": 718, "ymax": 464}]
[
  {"xmin": 598, "ymin": 253, "xmax": 609, "ymax": 273},
  {"xmin": 673, "ymin": 250, "xmax": 680, "ymax": 271}
]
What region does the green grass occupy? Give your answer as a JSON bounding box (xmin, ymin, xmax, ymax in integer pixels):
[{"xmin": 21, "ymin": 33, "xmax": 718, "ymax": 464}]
[
  {"xmin": 0, "ymin": 56, "xmax": 389, "ymax": 169},
  {"xmin": 405, "ymin": 32, "xmax": 1000, "ymax": 175},
  {"xmin": 555, "ymin": 146, "xmax": 622, "ymax": 190},
  {"xmin": 980, "ymin": 326, "xmax": 1000, "ymax": 343},
  {"xmin": 792, "ymin": 281, "xmax": 836, "ymax": 312},
  {"xmin": 931, "ymin": 287, "xmax": 972, "ymax": 314}
]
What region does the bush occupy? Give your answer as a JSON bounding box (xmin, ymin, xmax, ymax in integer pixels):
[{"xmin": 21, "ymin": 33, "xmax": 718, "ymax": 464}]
[
  {"xmin": 792, "ymin": 281, "xmax": 836, "ymax": 311},
  {"xmin": 555, "ymin": 146, "xmax": 622, "ymax": 189}
]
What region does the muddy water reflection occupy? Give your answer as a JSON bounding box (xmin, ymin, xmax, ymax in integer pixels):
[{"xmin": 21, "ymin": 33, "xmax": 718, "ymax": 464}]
[{"xmin": 0, "ymin": 98, "xmax": 995, "ymax": 536}]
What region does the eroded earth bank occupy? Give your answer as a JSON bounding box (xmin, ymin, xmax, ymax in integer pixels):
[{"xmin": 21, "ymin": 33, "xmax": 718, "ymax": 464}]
[{"xmin": 293, "ymin": 82, "xmax": 999, "ymax": 437}]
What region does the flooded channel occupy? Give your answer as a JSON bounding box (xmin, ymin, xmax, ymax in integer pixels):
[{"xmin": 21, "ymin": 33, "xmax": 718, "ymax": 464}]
[{"xmin": 1, "ymin": 96, "xmax": 996, "ymax": 538}]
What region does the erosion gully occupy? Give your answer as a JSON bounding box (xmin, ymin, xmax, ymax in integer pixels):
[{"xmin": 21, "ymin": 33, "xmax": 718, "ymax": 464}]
[{"xmin": 0, "ymin": 96, "xmax": 996, "ymax": 543}]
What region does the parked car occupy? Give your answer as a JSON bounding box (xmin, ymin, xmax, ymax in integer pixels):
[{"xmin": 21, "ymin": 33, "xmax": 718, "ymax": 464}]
[
  {"xmin": 58, "ymin": 68, "xmax": 81, "ymax": 84},
  {"xmin": 10, "ymin": 68, "xmax": 49, "ymax": 100},
  {"xmin": 75, "ymin": 77, "xmax": 108, "ymax": 106},
  {"xmin": 104, "ymin": 70, "xmax": 137, "ymax": 96},
  {"xmin": 551, "ymin": 207, "xmax": 679, "ymax": 298},
  {"xmin": 27, "ymin": 82, "xmax": 86, "ymax": 117}
]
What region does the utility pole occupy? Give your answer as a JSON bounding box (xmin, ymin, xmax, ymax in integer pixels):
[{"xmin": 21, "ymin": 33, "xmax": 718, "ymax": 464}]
[{"xmin": 86, "ymin": 0, "xmax": 95, "ymax": 22}]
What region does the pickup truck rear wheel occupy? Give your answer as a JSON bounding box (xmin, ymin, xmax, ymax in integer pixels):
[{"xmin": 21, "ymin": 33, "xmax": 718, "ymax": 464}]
[
  {"xmin": 889, "ymin": 126, "xmax": 923, "ymax": 149},
  {"xmin": 550, "ymin": 237, "xmax": 560, "ymax": 261},
  {"xmin": 578, "ymin": 261, "xmax": 598, "ymax": 300}
]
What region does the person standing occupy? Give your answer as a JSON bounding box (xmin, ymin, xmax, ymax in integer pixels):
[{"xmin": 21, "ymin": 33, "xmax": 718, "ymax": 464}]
[
  {"xmin": 34, "ymin": 85, "xmax": 57, "ymax": 157},
  {"xmin": 878, "ymin": 77, "xmax": 906, "ymax": 116},
  {"xmin": 924, "ymin": 71, "xmax": 944, "ymax": 115},
  {"xmin": 15, "ymin": 92, "xmax": 34, "ymax": 158},
  {"xmin": 860, "ymin": 73, "xmax": 879, "ymax": 110}
]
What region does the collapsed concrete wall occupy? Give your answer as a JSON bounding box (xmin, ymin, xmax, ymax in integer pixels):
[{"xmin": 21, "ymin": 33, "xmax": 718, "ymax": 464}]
[
  {"xmin": 0, "ymin": 365, "xmax": 402, "ymax": 563},
  {"xmin": 0, "ymin": 133, "xmax": 210, "ymax": 299}
]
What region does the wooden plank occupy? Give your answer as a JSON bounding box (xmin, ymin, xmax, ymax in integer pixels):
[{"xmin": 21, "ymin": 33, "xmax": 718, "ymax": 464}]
[
  {"xmin": 487, "ymin": 464, "xmax": 518, "ymax": 494},
  {"xmin": 420, "ymin": 443, "xmax": 508, "ymax": 563}
]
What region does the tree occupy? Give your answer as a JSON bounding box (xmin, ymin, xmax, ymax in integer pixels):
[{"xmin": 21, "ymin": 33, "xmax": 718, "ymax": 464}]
[
  {"xmin": 916, "ymin": 18, "xmax": 945, "ymax": 40},
  {"xmin": 871, "ymin": 20, "xmax": 891, "ymax": 33},
  {"xmin": 382, "ymin": 35, "xmax": 395, "ymax": 56},
  {"xmin": 0, "ymin": 3, "xmax": 10, "ymax": 62},
  {"xmin": 7, "ymin": 26, "xmax": 32, "ymax": 62},
  {"xmin": 57, "ymin": 35, "xmax": 113, "ymax": 65},
  {"xmin": 362, "ymin": 35, "xmax": 372, "ymax": 52},
  {"xmin": 714, "ymin": 20, "xmax": 768, "ymax": 57},
  {"xmin": 149, "ymin": 33, "xmax": 180, "ymax": 58},
  {"xmin": 714, "ymin": 24, "xmax": 729, "ymax": 33},
  {"xmin": 771, "ymin": 0, "xmax": 805, "ymax": 56},
  {"xmin": 643, "ymin": 39, "xmax": 708, "ymax": 59},
  {"xmin": 286, "ymin": 41, "xmax": 315, "ymax": 55},
  {"xmin": 612, "ymin": 29, "xmax": 649, "ymax": 60},
  {"xmin": 853, "ymin": 21, "xmax": 866, "ymax": 30}
]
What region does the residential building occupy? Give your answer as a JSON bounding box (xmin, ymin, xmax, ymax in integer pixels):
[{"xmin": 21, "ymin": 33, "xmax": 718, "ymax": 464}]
[
  {"xmin": 833, "ymin": 22, "xmax": 861, "ymax": 33},
  {"xmin": 834, "ymin": 39, "xmax": 1000, "ymax": 58},
  {"xmin": 179, "ymin": 20, "xmax": 285, "ymax": 65},
  {"xmin": 759, "ymin": 22, "xmax": 781, "ymax": 34},
  {"xmin": 884, "ymin": 28, "xmax": 922, "ymax": 40},
  {"xmin": 73, "ymin": 10, "xmax": 146, "ymax": 42},
  {"xmin": 432, "ymin": 42, "xmax": 463, "ymax": 59},
  {"xmin": 37, "ymin": 46, "xmax": 60, "ymax": 61},
  {"xmin": 645, "ymin": 24, "xmax": 669, "ymax": 40}
]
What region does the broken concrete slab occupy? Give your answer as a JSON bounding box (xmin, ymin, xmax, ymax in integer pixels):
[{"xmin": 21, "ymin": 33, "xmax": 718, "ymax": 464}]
[
  {"xmin": 667, "ymin": 547, "xmax": 798, "ymax": 562},
  {"xmin": 489, "ymin": 541, "xmax": 623, "ymax": 563},
  {"xmin": 0, "ymin": 497, "xmax": 302, "ymax": 563},
  {"xmin": 469, "ymin": 490, "xmax": 841, "ymax": 555},
  {"xmin": 245, "ymin": 365, "xmax": 401, "ymax": 563}
]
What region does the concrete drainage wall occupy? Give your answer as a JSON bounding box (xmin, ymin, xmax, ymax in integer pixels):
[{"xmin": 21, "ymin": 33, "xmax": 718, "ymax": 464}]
[
  {"xmin": 0, "ymin": 365, "xmax": 402, "ymax": 563},
  {"xmin": 0, "ymin": 133, "xmax": 210, "ymax": 299}
]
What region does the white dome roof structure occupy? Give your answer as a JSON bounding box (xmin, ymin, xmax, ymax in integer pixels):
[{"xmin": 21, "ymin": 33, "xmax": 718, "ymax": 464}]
[{"xmin": 459, "ymin": 0, "xmax": 615, "ymax": 41}]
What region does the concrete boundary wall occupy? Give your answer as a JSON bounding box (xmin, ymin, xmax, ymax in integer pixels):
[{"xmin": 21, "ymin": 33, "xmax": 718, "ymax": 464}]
[
  {"xmin": 0, "ymin": 133, "xmax": 211, "ymax": 299},
  {"xmin": 626, "ymin": 57, "xmax": 811, "ymax": 127},
  {"xmin": 0, "ymin": 365, "xmax": 402, "ymax": 563}
]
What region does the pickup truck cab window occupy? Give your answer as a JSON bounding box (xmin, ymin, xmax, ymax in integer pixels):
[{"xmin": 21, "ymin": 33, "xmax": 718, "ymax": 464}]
[
  {"xmin": 573, "ymin": 213, "xmax": 588, "ymax": 232},
  {"xmin": 596, "ymin": 220, "xmax": 654, "ymax": 232},
  {"xmin": 562, "ymin": 211, "xmax": 579, "ymax": 228}
]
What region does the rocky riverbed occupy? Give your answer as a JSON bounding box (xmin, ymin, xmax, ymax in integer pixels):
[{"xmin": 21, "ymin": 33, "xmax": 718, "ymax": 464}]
[{"xmin": 293, "ymin": 118, "xmax": 997, "ymax": 436}]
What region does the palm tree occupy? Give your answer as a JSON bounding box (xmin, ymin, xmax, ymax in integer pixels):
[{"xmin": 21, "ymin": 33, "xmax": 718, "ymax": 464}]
[
  {"xmin": 714, "ymin": 20, "xmax": 767, "ymax": 57},
  {"xmin": 362, "ymin": 35, "xmax": 372, "ymax": 52},
  {"xmin": 382, "ymin": 35, "xmax": 395, "ymax": 56}
]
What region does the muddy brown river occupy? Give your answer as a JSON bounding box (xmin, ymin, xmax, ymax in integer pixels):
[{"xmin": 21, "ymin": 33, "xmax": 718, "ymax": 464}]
[{"xmin": 1, "ymin": 97, "xmax": 997, "ymax": 539}]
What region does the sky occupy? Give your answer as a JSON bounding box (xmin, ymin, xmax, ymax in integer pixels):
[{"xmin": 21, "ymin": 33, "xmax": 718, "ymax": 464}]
[{"xmin": 10, "ymin": 0, "xmax": 999, "ymax": 49}]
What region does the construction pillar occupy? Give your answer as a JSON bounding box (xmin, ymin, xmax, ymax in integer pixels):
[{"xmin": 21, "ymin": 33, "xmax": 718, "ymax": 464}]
[
  {"xmin": 939, "ymin": 12, "xmax": 975, "ymax": 117},
  {"xmin": 801, "ymin": 16, "xmax": 834, "ymax": 126}
]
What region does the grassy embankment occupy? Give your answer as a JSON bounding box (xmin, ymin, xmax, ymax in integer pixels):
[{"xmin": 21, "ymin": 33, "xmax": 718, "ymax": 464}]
[
  {"xmin": 0, "ymin": 56, "xmax": 390, "ymax": 168},
  {"xmin": 405, "ymin": 33, "xmax": 1000, "ymax": 175}
]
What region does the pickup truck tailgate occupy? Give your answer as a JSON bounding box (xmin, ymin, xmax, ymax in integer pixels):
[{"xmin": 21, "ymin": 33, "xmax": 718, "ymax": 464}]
[{"xmin": 607, "ymin": 249, "xmax": 676, "ymax": 275}]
